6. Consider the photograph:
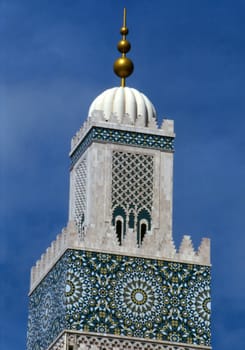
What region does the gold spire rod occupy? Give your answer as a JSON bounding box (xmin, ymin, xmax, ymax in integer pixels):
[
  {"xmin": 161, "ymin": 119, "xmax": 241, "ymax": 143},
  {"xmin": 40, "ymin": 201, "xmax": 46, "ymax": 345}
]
[
  {"xmin": 113, "ymin": 8, "xmax": 134, "ymax": 87},
  {"xmin": 123, "ymin": 7, "xmax": 126, "ymax": 28}
]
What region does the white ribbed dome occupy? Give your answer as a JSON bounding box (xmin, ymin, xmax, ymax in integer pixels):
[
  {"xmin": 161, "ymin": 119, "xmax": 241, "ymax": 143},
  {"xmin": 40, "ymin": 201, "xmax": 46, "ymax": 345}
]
[{"xmin": 88, "ymin": 87, "xmax": 157, "ymax": 128}]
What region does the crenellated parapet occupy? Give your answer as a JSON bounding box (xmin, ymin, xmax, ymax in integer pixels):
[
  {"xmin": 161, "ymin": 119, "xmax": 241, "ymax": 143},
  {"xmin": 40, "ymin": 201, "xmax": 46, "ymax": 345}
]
[
  {"xmin": 30, "ymin": 221, "xmax": 77, "ymax": 292},
  {"xmin": 71, "ymin": 117, "xmax": 175, "ymax": 157},
  {"xmin": 71, "ymin": 118, "xmax": 93, "ymax": 150},
  {"xmin": 178, "ymin": 235, "xmax": 210, "ymax": 265},
  {"xmin": 30, "ymin": 221, "xmax": 210, "ymax": 293},
  {"xmin": 78, "ymin": 226, "xmax": 210, "ymax": 266}
]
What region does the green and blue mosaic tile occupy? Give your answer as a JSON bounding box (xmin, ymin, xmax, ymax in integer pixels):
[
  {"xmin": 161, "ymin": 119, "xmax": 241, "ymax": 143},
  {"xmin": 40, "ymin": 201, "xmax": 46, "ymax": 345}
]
[
  {"xmin": 27, "ymin": 255, "xmax": 67, "ymax": 350},
  {"xmin": 27, "ymin": 249, "xmax": 211, "ymax": 350},
  {"xmin": 70, "ymin": 127, "xmax": 174, "ymax": 168}
]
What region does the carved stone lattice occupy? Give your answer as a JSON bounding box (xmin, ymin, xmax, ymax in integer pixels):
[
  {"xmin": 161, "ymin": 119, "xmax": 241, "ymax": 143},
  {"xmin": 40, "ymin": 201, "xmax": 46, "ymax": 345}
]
[
  {"xmin": 49, "ymin": 332, "xmax": 207, "ymax": 350},
  {"xmin": 74, "ymin": 157, "xmax": 87, "ymax": 237},
  {"xmin": 112, "ymin": 151, "xmax": 153, "ymax": 215}
]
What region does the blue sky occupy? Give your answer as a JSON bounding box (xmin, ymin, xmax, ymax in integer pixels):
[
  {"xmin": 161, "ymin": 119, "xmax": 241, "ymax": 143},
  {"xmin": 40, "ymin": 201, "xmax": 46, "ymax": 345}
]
[{"xmin": 1, "ymin": 0, "xmax": 245, "ymax": 349}]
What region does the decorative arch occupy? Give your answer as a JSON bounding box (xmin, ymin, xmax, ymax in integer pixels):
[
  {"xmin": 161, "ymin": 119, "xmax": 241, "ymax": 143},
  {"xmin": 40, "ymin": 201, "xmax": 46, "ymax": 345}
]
[
  {"xmin": 112, "ymin": 206, "xmax": 126, "ymax": 245},
  {"xmin": 139, "ymin": 219, "xmax": 148, "ymax": 245},
  {"xmin": 115, "ymin": 215, "xmax": 124, "ymax": 246},
  {"xmin": 137, "ymin": 208, "xmax": 151, "ymax": 246}
]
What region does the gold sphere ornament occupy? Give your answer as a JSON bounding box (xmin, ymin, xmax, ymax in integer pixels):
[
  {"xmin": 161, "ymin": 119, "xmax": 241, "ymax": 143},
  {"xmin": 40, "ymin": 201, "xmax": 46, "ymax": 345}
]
[
  {"xmin": 113, "ymin": 57, "xmax": 134, "ymax": 78},
  {"xmin": 117, "ymin": 39, "xmax": 131, "ymax": 53},
  {"xmin": 113, "ymin": 8, "xmax": 134, "ymax": 87},
  {"xmin": 120, "ymin": 26, "xmax": 128, "ymax": 35}
]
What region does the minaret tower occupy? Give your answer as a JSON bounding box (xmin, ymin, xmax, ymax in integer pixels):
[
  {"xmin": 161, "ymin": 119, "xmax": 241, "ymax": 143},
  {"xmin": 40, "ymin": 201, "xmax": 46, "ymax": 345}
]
[{"xmin": 28, "ymin": 9, "xmax": 211, "ymax": 350}]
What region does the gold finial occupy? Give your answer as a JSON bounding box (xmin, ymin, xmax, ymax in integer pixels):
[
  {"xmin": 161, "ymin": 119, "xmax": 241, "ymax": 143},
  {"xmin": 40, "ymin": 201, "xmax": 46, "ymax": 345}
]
[{"xmin": 113, "ymin": 8, "xmax": 134, "ymax": 87}]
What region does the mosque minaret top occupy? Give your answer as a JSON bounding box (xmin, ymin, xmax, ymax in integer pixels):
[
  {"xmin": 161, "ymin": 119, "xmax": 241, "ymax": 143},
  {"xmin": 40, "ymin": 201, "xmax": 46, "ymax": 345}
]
[
  {"xmin": 28, "ymin": 8, "xmax": 211, "ymax": 350},
  {"xmin": 88, "ymin": 8, "xmax": 157, "ymax": 128}
]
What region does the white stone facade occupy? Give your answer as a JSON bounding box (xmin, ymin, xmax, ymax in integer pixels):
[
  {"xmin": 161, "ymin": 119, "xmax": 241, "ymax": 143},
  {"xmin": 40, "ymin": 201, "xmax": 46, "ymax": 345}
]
[
  {"xmin": 30, "ymin": 115, "xmax": 210, "ymax": 292},
  {"xmin": 68, "ymin": 115, "xmax": 176, "ymax": 251}
]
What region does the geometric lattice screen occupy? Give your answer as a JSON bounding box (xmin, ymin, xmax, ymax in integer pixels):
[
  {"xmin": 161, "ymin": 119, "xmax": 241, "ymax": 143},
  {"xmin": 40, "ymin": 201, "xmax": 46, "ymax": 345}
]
[
  {"xmin": 27, "ymin": 249, "xmax": 211, "ymax": 350},
  {"xmin": 74, "ymin": 156, "xmax": 87, "ymax": 236},
  {"xmin": 111, "ymin": 151, "xmax": 154, "ymax": 245},
  {"xmin": 112, "ymin": 151, "xmax": 153, "ymax": 214}
]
